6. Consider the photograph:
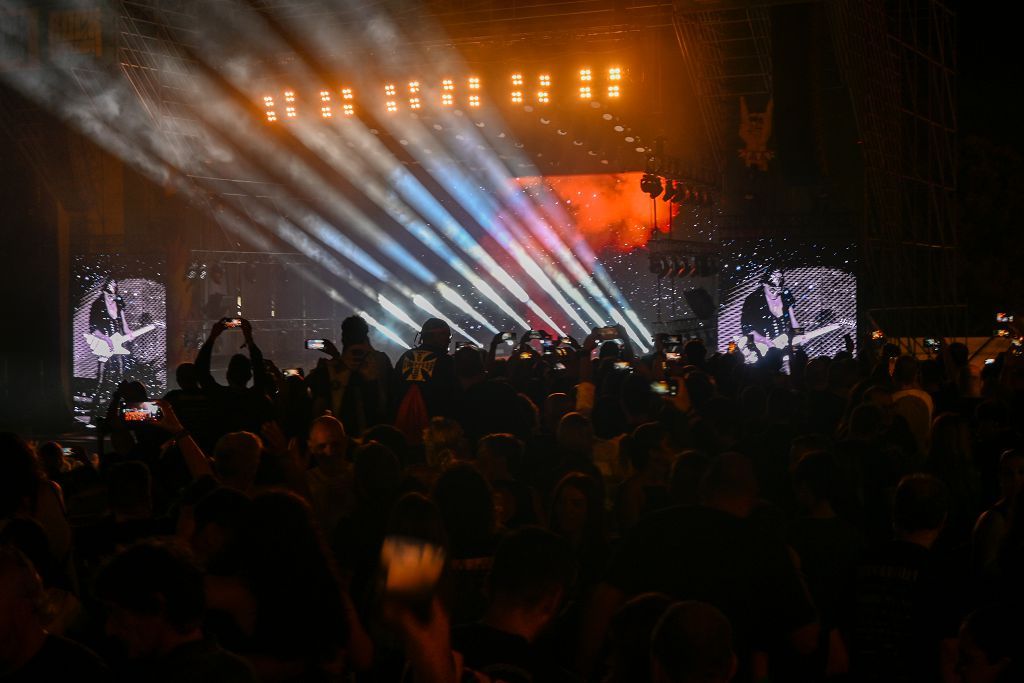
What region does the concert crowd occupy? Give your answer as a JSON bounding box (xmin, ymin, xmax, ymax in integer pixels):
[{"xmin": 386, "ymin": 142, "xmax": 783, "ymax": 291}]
[{"xmin": 2, "ymin": 315, "xmax": 1023, "ymax": 683}]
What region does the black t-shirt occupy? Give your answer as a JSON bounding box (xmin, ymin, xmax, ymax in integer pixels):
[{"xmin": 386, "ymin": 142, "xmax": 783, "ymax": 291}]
[
  {"xmin": 740, "ymin": 286, "xmax": 796, "ymax": 341},
  {"xmin": 852, "ymin": 540, "xmax": 962, "ymax": 683},
  {"xmin": 393, "ymin": 345, "xmax": 459, "ymax": 418},
  {"xmin": 605, "ymin": 505, "xmax": 816, "ymax": 665},
  {"xmin": 453, "ymin": 623, "xmax": 573, "ymax": 683},
  {"xmin": 1, "ymin": 634, "xmax": 108, "ymax": 682},
  {"xmin": 89, "ymin": 296, "xmax": 124, "ymax": 338}
]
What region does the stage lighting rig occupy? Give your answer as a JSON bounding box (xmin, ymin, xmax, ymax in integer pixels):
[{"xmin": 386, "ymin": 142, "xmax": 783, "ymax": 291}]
[{"xmin": 640, "ymin": 173, "xmax": 663, "ymax": 199}]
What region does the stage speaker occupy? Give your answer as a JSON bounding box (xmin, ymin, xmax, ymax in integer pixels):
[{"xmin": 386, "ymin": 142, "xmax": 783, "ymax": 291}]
[{"xmin": 683, "ymin": 288, "xmax": 715, "ymax": 320}]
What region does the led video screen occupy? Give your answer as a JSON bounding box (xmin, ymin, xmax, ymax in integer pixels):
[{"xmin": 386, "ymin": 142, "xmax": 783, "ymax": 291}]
[
  {"xmin": 718, "ymin": 239, "xmax": 857, "ymax": 363},
  {"xmin": 72, "ymin": 255, "xmax": 167, "ymax": 425}
]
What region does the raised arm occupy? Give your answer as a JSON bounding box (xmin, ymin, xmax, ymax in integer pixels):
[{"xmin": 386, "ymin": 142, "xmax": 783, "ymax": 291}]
[
  {"xmin": 195, "ymin": 320, "xmax": 226, "ymax": 390},
  {"xmin": 154, "ymin": 400, "xmax": 215, "ymax": 481}
]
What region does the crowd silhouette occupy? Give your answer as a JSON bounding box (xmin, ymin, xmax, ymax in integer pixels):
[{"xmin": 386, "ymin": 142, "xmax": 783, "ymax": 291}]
[{"xmin": 2, "ymin": 315, "xmax": 1022, "ymax": 683}]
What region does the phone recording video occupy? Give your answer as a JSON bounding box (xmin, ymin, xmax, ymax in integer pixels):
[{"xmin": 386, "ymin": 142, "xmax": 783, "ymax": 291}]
[
  {"xmin": 282, "ymin": 368, "xmax": 304, "ymax": 378},
  {"xmin": 524, "ymin": 330, "xmax": 550, "ymax": 341},
  {"xmin": 727, "ymin": 341, "xmax": 738, "ymax": 354},
  {"xmin": 500, "ymin": 331, "xmax": 517, "ymax": 342},
  {"xmin": 120, "ymin": 401, "xmax": 163, "ymax": 423},
  {"xmin": 595, "ymin": 326, "xmax": 619, "ymax": 341},
  {"xmin": 996, "ymin": 312, "xmax": 1014, "ymax": 324},
  {"xmin": 552, "ymin": 362, "xmax": 567, "ymax": 371},
  {"xmin": 305, "ymin": 339, "xmax": 327, "ymax": 351},
  {"xmin": 455, "ymin": 342, "xmax": 478, "ymax": 351},
  {"xmin": 222, "ymin": 317, "xmax": 243, "ymax": 328},
  {"xmin": 923, "ymin": 338, "xmax": 940, "ymax": 350},
  {"xmin": 613, "ymin": 360, "xmax": 631, "ymax": 371},
  {"xmin": 650, "ymin": 379, "xmax": 679, "ymax": 397},
  {"xmin": 665, "ymin": 351, "xmax": 681, "ymax": 361},
  {"xmin": 871, "ymin": 329, "xmax": 885, "ymax": 341}
]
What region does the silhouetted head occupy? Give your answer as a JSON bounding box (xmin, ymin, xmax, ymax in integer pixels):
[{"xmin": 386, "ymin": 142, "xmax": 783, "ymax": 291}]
[
  {"xmin": 175, "ymin": 363, "xmax": 200, "ymax": 391},
  {"xmin": 226, "ymin": 354, "xmax": 252, "ymax": 388}
]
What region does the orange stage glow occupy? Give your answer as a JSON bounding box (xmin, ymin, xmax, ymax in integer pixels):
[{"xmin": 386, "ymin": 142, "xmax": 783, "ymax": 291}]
[{"xmin": 515, "ymin": 172, "xmax": 676, "ymax": 253}]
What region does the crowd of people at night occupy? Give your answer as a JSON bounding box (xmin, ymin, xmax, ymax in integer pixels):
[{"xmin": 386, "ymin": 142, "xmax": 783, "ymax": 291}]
[{"xmin": 2, "ymin": 314, "xmax": 1023, "ymax": 683}]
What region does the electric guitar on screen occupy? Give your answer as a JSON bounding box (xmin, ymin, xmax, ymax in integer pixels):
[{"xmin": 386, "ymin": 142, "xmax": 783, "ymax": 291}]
[
  {"xmin": 734, "ymin": 318, "xmax": 854, "ymax": 363},
  {"xmin": 84, "ymin": 323, "xmax": 162, "ymax": 360}
]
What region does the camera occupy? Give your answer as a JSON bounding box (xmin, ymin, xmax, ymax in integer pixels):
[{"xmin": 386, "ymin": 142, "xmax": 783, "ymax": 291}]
[{"xmin": 305, "ymin": 339, "xmax": 327, "ymax": 351}]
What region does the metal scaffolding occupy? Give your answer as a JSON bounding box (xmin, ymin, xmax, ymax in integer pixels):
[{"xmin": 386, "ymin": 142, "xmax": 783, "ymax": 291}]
[
  {"xmin": 672, "ymin": 3, "xmax": 773, "ymax": 172},
  {"xmin": 673, "ymin": 0, "xmax": 961, "ymax": 345},
  {"xmin": 827, "ymin": 0, "xmax": 961, "ymax": 346}
]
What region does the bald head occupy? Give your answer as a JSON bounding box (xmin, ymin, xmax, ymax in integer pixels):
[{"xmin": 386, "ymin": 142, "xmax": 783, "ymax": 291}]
[{"xmin": 308, "ymin": 415, "xmax": 349, "ymax": 465}]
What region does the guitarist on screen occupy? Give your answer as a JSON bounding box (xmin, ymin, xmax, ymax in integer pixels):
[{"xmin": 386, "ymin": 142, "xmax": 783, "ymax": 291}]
[
  {"xmin": 740, "ymin": 265, "xmax": 799, "ymax": 352},
  {"xmin": 89, "ymin": 278, "xmax": 137, "ymax": 418}
]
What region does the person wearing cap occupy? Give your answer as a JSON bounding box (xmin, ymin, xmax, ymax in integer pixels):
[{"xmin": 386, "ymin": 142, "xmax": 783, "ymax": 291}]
[{"xmin": 392, "ymin": 319, "xmax": 460, "ymax": 442}]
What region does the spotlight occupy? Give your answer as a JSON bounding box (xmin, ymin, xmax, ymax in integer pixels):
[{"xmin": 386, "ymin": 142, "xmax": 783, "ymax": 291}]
[
  {"xmin": 511, "ymin": 91, "xmax": 523, "ymax": 104},
  {"xmin": 341, "ymin": 87, "xmax": 354, "ymax": 100},
  {"xmin": 262, "ymin": 96, "xmax": 277, "ymax": 122},
  {"xmin": 469, "ymin": 94, "xmax": 480, "ymax": 107},
  {"xmin": 409, "ymin": 97, "xmax": 421, "ymax": 110},
  {"xmin": 662, "ymin": 180, "xmax": 678, "ymax": 202},
  {"xmin": 537, "ymin": 91, "xmax": 549, "ymax": 104},
  {"xmin": 640, "ymin": 173, "xmax": 663, "ymax": 199},
  {"xmin": 442, "ymin": 79, "xmax": 454, "ymax": 91},
  {"xmin": 579, "ymin": 86, "xmax": 592, "ymax": 100},
  {"xmin": 342, "ymin": 103, "xmax": 354, "ymax": 116},
  {"xmin": 675, "ymin": 257, "xmax": 690, "ymax": 278},
  {"xmin": 512, "ymin": 73, "xmax": 523, "ymax": 86},
  {"xmin": 539, "ymin": 74, "xmax": 551, "ymax": 87},
  {"xmin": 408, "ymin": 81, "xmax": 420, "ymax": 93},
  {"xmin": 198, "ymin": 263, "xmax": 208, "ymax": 280},
  {"xmin": 468, "ymin": 76, "xmax": 480, "ymax": 90},
  {"xmin": 442, "ymin": 93, "xmax": 453, "ymax": 106},
  {"xmin": 580, "ymin": 68, "xmax": 592, "ymax": 82},
  {"xmin": 607, "ymin": 85, "xmax": 620, "ymax": 98},
  {"xmin": 384, "ymin": 84, "xmax": 396, "ymax": 97},
  {"xmin": 609, "ymin": 66, "xmax": 622, "ymax": 81}
]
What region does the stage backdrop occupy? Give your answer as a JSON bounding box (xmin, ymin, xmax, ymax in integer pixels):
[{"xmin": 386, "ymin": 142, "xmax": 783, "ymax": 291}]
[
  {"xmin": 72, "ymin": 255, "xmax": 167, "ymax": 425},
  {"xmin": 718, "ymin": 239, "xmax": 857, "ymax": 362}
]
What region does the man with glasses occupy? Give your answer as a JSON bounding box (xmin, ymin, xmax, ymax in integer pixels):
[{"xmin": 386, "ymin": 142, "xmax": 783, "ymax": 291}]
[
  {"xmin": 740, "ymin": 266, "xmax": 800, "ymax": 352},
  {"xmin": 88, "ymin": 278, "xmax": 136, "ymax": 419}
]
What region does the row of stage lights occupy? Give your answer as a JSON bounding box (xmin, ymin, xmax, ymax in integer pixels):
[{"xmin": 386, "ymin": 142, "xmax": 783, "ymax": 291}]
[
  {"xmin": 640, "ymin": 173, "xmax": 714, "ymax": 205},
  {"xmin": 649, "ymin": 254, "xmax": 718, "ymax": 279},
  {"xmin": 263, "ymin": 67, "xmax": 624, "ymax": 121}
]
